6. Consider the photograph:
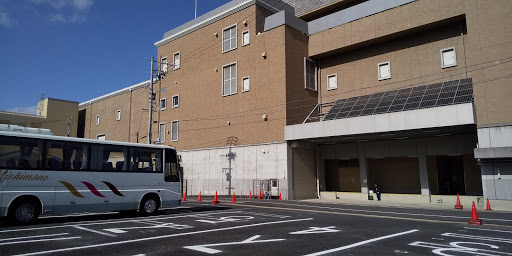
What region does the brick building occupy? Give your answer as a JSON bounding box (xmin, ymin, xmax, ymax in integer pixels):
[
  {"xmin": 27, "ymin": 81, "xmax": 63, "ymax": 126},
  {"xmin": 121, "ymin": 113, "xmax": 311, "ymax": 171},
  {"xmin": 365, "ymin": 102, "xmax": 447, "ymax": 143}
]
[{"xmin": 79, "ymin": 0, "xmax": 512, "ymax": 209}]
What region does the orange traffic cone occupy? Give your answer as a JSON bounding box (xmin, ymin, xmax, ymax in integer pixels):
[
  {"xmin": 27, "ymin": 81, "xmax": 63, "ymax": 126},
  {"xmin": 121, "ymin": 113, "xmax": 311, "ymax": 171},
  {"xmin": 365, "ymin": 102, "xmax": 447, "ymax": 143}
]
[
  {"xmin": 454, "ymin": 194, "xmax": 463, "ymax": 209},
  {"xmin": 197, "ymin": 191, "xmax": 202, "ymax": 201},
  {"xmin": 279, "ymin": 193, "xmax": 282, "ymax": 200},
  {"xmin": 257, "ymin": 190, "xmax": 262, "ymax": 199},
  {"xmin": 486, "ymin": 198, "xmax": 492, "ymax": 211},
  {"xmin": 249, "ymin": 190, "xmax": 252, "ymax": 199},
  {"xmin": 182, "ymin": 192, "xmax": 186, "ymax": 201},
  {"xmin": 211, "ymin": 191, "xmax": 220, "ymax": 204},
  {"xmin": 468, "ymin": 201, "xmax": 482, "ymax": 225},
  {"xmin": 232, "ymin": 192, "xmax": 236, "ymax": 203}
]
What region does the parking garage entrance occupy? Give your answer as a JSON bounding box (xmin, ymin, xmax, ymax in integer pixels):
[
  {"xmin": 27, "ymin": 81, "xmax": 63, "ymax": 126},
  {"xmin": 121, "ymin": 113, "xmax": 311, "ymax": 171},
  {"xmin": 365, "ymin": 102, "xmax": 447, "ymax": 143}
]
[
  {"xmin": 324, "ymin": 159, "xmax": 360, "ymax": 192},
  {"xmin": 368, "ymin": 157, "xmax": 421, "ymax": 194}
]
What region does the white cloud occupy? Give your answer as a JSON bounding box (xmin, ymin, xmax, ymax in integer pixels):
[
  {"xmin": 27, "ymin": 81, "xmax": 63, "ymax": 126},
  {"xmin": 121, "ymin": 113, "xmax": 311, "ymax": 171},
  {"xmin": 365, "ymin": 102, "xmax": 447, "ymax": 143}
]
[
  {"xmin": 29, "ymin": 0, "xmax": 93, "ymax": 11},
  {"xmin": 49, "ymin": 13, "xmax": 86, "ymax": 23},
  {"xmin": 0, "ymin": 10, "xmax": 18, "ymax": 28},
  {"xmin": 72, "ymin": 0, "xmax": 93, "ymax": 11},
  {"xmin": 29, "ymin": 0, "xmax": 93, "ymax": 23},
  {"xmin": 6, "ymin": 106, "xmax": 38, "ymax": 115}
]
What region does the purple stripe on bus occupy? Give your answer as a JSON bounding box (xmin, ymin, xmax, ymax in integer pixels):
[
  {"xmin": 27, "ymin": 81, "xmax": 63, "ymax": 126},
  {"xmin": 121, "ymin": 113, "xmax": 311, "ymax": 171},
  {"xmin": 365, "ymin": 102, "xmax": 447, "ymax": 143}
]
[{"xmin": 81, "ymin": 181, "xmax": 105, "ymax": 197}]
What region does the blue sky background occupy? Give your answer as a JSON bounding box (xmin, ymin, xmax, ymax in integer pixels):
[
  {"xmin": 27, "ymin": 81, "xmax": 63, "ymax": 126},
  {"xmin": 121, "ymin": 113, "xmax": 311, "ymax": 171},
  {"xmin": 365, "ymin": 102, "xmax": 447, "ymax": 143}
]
[{"xmin": 0, "ymin": 0, "xmax": 231, "ymax": 114}]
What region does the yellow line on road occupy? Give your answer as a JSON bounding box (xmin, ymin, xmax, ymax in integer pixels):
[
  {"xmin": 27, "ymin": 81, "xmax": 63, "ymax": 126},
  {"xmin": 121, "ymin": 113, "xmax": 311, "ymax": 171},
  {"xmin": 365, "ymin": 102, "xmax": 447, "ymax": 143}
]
[{"xmin": 233, "ymin": 203, "xmax": 479, "ymax": 225}]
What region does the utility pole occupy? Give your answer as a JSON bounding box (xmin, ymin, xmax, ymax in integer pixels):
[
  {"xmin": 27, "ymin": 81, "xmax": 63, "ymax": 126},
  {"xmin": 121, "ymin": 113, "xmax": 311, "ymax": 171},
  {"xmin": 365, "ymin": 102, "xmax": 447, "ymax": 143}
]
[
  {"xmin": 65, "ymin": 117, "xmax": 72, "ymax": 137},
  {"xmin": 148, "ymin": 57, "xmax": 155, "ymax": 144}
]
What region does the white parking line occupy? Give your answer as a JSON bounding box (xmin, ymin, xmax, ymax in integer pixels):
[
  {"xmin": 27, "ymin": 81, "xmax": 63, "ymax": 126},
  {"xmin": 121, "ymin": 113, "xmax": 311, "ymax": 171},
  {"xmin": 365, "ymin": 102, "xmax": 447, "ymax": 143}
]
[
  {"xmin": 72, "ymin": 225, "xmax": 117, "ymax": 237},
  {"xmin": 464, "ymin": 227, "xmax": 512, "ymax": 233},
  {"xmin": 13, "ymin": 218, "xmax": 313, "ymax": 256},
  {"xmin": 0, "ymin": 210, "xmax": 244, "ymax": 234},
  {"xmin": 442, "ymin": 233, "xmax": 512, "ymax": 243},
  {"xmin": 0, "ymin": 233, "xmax": 69, "ymax": 242},
  {"xmin": 303, "ymin": 229, "xmax": 419, "ymax": 256},
  {"xmin": 1, "ymin": 236, "xmax": 81, "ymax": 246},
  {"xmin": 257, "ymin": 201, "xmax": 512, "ymax": 222}
]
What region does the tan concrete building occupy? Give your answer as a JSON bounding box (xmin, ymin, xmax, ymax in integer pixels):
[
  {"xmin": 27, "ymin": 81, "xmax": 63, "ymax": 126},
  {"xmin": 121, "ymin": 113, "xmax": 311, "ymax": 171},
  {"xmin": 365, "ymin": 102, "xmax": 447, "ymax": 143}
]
[
  {"xmin": 0, "ymin": 98, "xmax": 79, "ymax": 137},
  {"xmin": 79, "ymin": 0, "xmax": 512, "ymax": 209}
]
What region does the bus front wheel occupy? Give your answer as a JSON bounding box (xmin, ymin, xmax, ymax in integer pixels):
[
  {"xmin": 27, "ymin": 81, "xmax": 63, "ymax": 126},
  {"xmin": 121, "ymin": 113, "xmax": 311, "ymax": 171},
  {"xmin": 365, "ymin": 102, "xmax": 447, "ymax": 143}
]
[
  {"xmin": 8, "ymin": 198, "xmax": 40, "ymax": 225},
  {"xmin": 139, "ymin": 195, "xmax": 160, "ymax": 215}
]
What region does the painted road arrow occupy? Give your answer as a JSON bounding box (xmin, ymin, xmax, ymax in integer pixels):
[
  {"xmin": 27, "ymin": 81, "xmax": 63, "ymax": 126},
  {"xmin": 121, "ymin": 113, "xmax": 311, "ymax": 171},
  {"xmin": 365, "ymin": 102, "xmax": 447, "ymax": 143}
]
[{"xmin": 184, "ymin": 235, "xmax": 285, "ymax": 254}]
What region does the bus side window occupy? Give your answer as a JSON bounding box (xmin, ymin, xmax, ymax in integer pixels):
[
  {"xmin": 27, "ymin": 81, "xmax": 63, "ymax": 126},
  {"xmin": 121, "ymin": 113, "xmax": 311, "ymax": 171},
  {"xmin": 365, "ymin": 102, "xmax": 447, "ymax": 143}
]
[
  {"xmin": 130, "ymin": 148, "xmax": 161, "ymax": 173},
  {"xmin": 0, "ymin": 137, "xmax": 42, "ymax": 170}
]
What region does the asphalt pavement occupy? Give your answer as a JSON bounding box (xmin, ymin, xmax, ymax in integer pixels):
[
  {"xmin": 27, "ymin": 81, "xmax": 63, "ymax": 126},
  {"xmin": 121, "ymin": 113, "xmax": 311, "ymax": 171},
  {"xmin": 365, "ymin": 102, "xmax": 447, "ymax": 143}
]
[{"xmin": 0, "ymin": 199, "xmax": 511, "ymax": 255}]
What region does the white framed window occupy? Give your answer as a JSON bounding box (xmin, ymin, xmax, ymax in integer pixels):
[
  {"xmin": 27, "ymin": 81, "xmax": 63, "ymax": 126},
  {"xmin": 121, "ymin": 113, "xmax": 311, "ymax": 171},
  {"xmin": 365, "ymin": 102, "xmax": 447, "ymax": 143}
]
[
  {"xmin": 172, "ymin": 95, "xmax": 179, "ymax": 108},
  {"xmin": 171, "ymin": 120, "xmax": 178, "ymax": 142},
  {"xmin": 242, "ymin": 76, "xmax": 250, "ymax": 92},
  {"xmin": 378, "ymin": 61, "xmax": 391, "ymax": 81},
  {"xmin": 159, "ymin": 122, "xmax": 166, "ymax": 143},
  {"xmin": 173, "ymin": 52, "xmax": 180, "ymax": 70},
  {"xmin": 327, "ymin": 74, "xmax": 338, "ymax": 90},
  {"xmin": 96, "ymin": 134, "xmax": 105, "ymax": 140},
  {"xmin": 222, "ymin": 24, "xmax": 237, "ymax": 53},
  {"xmin": 116, "ymin": 110, "xmax": 121, "ymax": 121},
  {"xmin": 96, "ymin": 115, "xmax": 100, "ymax": 125},
  {"xmin": 160, "ymin": 98, "xmax": 167, "ymax": 110},
  {"xmin": 161, "ymin": 57, "xmax": 168, "ymax": 73},
  {"xmin": 242, "ymin": 30, "xmax": 250, "ymax": 46},
  {"xmin": 222, "ymin": 62, "xmax": 237, "ymax": 96},
  {"xmin": 304, "ymin": 58, "xmax": 317, "ymax": 91},
  {"xmin": 441, "ymin": 47, "xmax": 457, "ymax": 68}
]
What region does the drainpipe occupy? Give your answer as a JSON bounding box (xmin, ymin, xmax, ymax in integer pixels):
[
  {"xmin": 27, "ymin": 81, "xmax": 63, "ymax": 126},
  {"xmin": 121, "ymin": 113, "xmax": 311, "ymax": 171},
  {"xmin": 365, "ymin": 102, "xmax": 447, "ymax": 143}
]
[{"xmin": 316, "ymin": 147, "xmax": 321, "ymax": 199}]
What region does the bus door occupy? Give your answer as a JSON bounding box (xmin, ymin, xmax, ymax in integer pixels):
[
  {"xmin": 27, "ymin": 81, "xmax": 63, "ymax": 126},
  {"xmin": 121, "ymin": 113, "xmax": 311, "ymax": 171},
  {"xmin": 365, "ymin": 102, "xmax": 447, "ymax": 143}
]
[{"xmin": 164, "ymin": 149, "xmax": 181, "ymax": 205}]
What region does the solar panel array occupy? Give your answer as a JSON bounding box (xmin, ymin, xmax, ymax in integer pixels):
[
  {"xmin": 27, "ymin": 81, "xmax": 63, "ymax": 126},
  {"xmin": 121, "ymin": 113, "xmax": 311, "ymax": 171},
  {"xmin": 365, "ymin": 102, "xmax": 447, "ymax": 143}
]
[{"xmin": 323, "ymin": 78, "xmax": 473, "ymax": 121}]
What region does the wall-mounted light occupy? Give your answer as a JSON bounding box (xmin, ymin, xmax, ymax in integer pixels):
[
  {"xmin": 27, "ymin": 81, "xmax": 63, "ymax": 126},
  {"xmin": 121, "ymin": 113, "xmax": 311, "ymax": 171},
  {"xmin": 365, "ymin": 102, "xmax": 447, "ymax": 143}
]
[
  {"xmin": 243, "ymin": 20, "xmax": 247, "ymax": 26},
  {"xmin": 262, "ymin": 114, "xmax": 268, "ymax": 121},
  {"xmin": 261, "ymin": 52, "xmax": 267, "ymax": 58},
  {"xmin": 227, "ymin": 120, "xmax": 231, "ymax": 125},
  {"xmin": 214, "ymin": 32, "xmax": 218, "ymax": 37}
]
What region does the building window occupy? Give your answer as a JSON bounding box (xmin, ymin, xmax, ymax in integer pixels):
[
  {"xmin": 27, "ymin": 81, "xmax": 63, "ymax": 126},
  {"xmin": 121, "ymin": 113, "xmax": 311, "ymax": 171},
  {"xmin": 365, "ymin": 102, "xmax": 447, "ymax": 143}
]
[
  {"xmin": 162, "ymin": 87, "xmax": 167, "ymax": 94},
  {"xmin": 161, "ymin": 57, "xmax": 168, "ymax": 74},
  {"xmin": 441, "ymin": 47, "xmax": 457, "ymax": 68},
  {"xmin": 97, "ymin": 134, "xmax": 105, "ymax": 140},
  {"xmin": 242, "ymin": 30, "xmax": 250, "ymax": 46},
  {"xmin": 96, "ymin": 115, "xmax": 100, "ymax": 125},
  {"xmin": 116, "ymin": 110, "xmax": 121, "ymax": 121},
  {"xmin": 327, "ymin": 74, "xmax": 337, "ymax": 90},
  {"xmin": 159, "ymin": 122, "xmax": 166, "ymax": 143},
  {"xmin": 222, "ymin": 24, "xmax": 237, "ymax": 53},
  {"xmin": 378, "ymin": 61, "xmax": 391, "ymax": 81},
  {"xmin": 173, "ymin": 52, "xmax": 180, "ymax": 70},
  {"xmin": 171, "ymin": 120, "xmax": 178, "ymax": 142},
  {"xmin": 242, "ymin": 76, "xmax": 250, "ymax": 92},
  {"xmin": 304, "ymin": 58, "xmax": 317, "ymax": 91},
  {"xmin": 160, "ymin": 98, "xmax": 167, "ymax": 110},
  {"xmin": 222, "ymin": 62, "xmax": 237, "ymax": 96},
  {"xmin": 172, "ymin": 95, "xmax": 179, "ymax": 108}
]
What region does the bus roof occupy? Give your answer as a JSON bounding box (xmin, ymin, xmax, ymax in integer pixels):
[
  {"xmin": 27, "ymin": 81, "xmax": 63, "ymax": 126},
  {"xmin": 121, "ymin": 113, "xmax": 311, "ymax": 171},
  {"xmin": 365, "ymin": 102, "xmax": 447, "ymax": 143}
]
[{"xmin": 0, "ymin": 131, "xmax": 176, "ymax": 150}]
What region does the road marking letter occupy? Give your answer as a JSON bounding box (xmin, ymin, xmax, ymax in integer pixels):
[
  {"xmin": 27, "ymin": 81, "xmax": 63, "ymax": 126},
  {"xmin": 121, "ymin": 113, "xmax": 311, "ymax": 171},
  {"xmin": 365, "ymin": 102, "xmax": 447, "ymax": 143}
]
[{"xmin": 184, "ymin": 235, "xmax": 285, "ymax": 254}]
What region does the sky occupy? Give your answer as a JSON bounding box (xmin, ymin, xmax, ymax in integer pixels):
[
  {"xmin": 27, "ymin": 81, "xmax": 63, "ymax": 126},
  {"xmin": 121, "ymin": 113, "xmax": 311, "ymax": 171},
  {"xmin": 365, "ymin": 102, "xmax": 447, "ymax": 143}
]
[{"xmin": 0, "ymin": 0, "xmax": 231, "ymax": 114}]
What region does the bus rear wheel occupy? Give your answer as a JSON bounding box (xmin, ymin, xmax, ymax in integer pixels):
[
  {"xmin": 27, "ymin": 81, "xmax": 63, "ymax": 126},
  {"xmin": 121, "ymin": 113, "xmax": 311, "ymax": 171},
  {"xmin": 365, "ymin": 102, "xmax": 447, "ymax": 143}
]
[
  {"xmin": 139, "ymin": 195, "xmax": 159, "ymax": 215},
  {"xmin": 8, "ymin": 198, "xmax": 40, "ymax": 225}
]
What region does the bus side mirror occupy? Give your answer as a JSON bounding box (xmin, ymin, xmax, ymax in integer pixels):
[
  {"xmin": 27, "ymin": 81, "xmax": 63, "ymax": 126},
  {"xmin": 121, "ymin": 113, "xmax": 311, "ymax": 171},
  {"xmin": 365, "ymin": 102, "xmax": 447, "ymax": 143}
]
[{"xmin": 178, "ymin": 154, "xmax": 182, "ymax": 162}]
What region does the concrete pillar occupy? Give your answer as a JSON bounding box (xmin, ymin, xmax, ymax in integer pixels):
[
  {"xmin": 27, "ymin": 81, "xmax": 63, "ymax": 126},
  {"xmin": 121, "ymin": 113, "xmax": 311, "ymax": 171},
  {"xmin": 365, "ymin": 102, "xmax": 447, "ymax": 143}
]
[
  {"xmin": 417, "ymin": 139, "xmax": 430, "ymax": 197},
  {"xmin": 358, "ymin": 143, "xmax": 369, "ymax": 194}
]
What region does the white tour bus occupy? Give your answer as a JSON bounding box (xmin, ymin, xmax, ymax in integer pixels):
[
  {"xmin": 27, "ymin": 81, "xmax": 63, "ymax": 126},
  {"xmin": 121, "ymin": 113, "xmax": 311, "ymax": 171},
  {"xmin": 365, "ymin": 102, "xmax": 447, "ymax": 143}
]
[{"xmin": 0, "ymin": 130, "xmax": 181, "ymax": 225}]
